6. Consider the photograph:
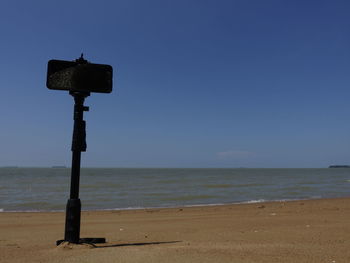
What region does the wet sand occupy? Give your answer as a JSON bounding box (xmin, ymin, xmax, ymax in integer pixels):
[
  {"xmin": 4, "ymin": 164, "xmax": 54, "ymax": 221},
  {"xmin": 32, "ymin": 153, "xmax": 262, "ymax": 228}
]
[{"xmin": 1, "ymin": 198, "xmax": 350, "ymax": 262}]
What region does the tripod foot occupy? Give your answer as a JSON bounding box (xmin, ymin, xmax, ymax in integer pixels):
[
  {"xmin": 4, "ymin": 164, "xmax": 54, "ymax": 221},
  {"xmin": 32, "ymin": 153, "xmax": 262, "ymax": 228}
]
[{"xmin": 56, "ymin": 237, "xmax": 106, "ymax": 246}]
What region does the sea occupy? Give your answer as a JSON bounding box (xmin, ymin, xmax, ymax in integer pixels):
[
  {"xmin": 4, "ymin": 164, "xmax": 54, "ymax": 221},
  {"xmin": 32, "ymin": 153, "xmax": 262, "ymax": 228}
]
[{"xmin": 0, "ymin": 168, "xmax": 349, "ymax": 212}]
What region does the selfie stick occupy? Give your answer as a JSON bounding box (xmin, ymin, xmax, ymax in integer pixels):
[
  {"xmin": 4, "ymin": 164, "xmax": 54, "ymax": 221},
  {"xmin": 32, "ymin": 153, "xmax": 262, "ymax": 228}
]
[{"xmin": 56, "ymin": 56, "xmax": 105, "ymax": 245}]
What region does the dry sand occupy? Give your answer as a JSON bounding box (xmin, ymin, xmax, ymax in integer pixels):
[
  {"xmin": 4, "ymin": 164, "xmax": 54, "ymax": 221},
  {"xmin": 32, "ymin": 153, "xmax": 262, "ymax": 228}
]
[{"xmin": 1, "ymin": 198, "xmax": 350, "ymax": 263}]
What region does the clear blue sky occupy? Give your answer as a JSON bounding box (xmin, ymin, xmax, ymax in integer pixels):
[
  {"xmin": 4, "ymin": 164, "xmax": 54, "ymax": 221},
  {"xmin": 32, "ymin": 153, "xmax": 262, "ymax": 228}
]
[{"xmin": 0, "ymin": 0, "xmax": 349, "ymax": 168}]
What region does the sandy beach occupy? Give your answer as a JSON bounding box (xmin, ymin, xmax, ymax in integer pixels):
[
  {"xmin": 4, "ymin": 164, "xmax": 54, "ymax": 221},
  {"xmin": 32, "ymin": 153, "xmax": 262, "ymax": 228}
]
[{"xmin": 1, "ymin": 198, "xmax": 350, "ymax": 263}]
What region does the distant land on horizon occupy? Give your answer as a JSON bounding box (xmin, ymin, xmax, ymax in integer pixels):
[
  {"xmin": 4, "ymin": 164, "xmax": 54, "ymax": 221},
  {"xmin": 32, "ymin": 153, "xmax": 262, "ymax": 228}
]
[
  {"xmin": 0, "ymin": 166, "xmax": 346, "ymax": 169},
  {"xmin": 328, "ymin": 165, "xmax": 350, "ymax": 168}
]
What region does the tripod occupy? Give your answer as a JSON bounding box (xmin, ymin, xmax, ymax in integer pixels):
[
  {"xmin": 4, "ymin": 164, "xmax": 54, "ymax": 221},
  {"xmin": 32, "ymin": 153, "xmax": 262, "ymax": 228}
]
[{"xmin": 56, "ymin": 91, "xmax": 105, "ymax": 245}]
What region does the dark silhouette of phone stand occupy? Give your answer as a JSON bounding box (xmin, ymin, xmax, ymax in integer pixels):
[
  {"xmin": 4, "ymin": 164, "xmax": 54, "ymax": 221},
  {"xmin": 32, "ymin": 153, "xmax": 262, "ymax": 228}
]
[{"xmin": 47, "ymin": 54, "xmax": 113, "ymax": 246}]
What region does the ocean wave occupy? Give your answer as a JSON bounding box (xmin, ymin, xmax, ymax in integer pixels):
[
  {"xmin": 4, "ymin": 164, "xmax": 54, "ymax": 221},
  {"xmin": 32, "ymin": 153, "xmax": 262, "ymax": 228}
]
[
  {"xmin": 161, "ymin": 195, "xmax": 218, "ymax": 202},
  {"xmin": 0, "ymin": 197, "xmax": 334, "ymax": 212},
  {"xmin": 241, "ymin": 199, "xmax": 266, "ymax": 204},
  {"xmin": 204, "ymin": 184, "xmax": 233, "ymax": 189},
  {"xmin": 0, "ymin": 209, "xmax": 64, "ymax": 213}
]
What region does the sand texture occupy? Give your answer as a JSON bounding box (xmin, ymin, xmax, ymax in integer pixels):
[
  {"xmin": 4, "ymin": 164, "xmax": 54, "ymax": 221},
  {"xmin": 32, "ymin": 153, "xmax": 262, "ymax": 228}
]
[{"xmin": 1, "ymin": 198, "xmax": 350, "ymax": 262}]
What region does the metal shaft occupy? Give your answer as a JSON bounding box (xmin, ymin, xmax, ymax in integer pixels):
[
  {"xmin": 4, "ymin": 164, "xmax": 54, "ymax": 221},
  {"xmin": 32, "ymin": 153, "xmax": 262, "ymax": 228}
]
[
  {"xmin": 63, "ymin": 92, "xmax": 89, "ymax": 243},
  {"xmin": 70, "ymin": 151, "xmax": 81, "ymax": 199}
]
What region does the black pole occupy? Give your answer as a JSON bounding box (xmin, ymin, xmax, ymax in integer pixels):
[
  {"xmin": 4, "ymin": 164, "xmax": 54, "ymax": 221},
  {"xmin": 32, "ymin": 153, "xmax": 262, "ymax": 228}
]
[
  {"xmin": 62, "ymin": 91, "xmax": 89, "ymax": 244},
  {"xmin": 55, "ymin": 54, "xmax": 107, "ymax": 246}
]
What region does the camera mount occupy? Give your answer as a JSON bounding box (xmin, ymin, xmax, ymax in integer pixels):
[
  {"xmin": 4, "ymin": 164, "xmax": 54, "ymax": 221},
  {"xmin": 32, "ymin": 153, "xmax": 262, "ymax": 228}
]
[{"xmin": 47, "ymin": 55, "xmax": 113, "ymax": 246}]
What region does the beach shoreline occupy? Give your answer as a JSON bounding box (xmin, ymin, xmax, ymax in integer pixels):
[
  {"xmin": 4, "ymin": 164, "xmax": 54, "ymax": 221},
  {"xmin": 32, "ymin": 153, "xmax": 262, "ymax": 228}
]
[
  {"xmin": 1, "ymin": 197, "xmax": 350, "ymax": 262},
  {"xmin": 0, "ymin": 197, "xmax": 343, "ymax": 213}
]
